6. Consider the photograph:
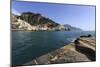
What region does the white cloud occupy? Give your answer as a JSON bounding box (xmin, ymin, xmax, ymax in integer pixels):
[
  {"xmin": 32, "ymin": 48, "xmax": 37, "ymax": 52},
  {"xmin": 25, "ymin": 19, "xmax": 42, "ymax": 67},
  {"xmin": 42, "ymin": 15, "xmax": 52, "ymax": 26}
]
[{"xmin": 12, "ymin": 9, "xmax": 20, "ymax": 15}]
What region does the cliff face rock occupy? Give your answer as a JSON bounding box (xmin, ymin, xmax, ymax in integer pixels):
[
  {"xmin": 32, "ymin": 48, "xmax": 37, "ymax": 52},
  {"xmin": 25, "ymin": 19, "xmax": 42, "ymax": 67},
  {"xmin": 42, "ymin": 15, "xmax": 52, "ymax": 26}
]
[{"xmin": 74, "ymin": 37, "xmax": 96, "ymax": 61}]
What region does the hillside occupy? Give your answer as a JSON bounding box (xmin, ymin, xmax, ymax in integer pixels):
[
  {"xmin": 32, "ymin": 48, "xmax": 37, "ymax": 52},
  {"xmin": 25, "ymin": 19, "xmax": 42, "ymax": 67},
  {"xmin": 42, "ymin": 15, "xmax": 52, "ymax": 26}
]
[
  {"xmin": 11, "ymin": 12, "xmax": 82, "ymax": 31},
  {"xmin": 19, "ymin": 12, "xmax": 59, "ymax": 27},
  {"xmin": 11, "ymin": 12, "xmax": 60, "ymax": 31},
  {"xmin": 63, "ymin": 24, "xmax": 82, "ymax": 31}
]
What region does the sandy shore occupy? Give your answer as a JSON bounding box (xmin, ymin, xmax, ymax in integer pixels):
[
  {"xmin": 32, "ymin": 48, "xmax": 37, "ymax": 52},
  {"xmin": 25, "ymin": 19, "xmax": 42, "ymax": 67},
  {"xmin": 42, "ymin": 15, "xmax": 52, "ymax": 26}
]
[{"xmin": 23, "ymin": 37, "xmax": 96, "ymax": 65}]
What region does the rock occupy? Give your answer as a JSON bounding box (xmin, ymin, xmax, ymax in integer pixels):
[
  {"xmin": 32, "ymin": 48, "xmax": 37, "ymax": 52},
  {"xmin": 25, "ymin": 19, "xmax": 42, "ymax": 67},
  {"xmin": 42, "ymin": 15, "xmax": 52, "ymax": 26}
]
[
  {"xmin": 80, "ymin": 34, "xmax": 92, "ymax": 37},
  {"xmin": 74, "ymin": 37, "xmax": 96, "ymax": 61}
]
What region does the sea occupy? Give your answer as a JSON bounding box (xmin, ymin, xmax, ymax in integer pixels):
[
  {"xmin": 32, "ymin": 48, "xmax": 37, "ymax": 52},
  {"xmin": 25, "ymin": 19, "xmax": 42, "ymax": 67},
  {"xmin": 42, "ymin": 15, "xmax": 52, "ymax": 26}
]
[{"xmin": 11, "ymin": 31, "xmax": 95, "ymax": 65}]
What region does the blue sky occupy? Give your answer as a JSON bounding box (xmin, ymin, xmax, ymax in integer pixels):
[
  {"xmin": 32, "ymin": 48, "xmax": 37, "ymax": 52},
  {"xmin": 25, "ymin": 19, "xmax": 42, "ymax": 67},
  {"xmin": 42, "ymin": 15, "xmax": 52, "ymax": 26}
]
[{"xmin": 12, "ymin": 1, "xmax": 95, "ymax": 31}]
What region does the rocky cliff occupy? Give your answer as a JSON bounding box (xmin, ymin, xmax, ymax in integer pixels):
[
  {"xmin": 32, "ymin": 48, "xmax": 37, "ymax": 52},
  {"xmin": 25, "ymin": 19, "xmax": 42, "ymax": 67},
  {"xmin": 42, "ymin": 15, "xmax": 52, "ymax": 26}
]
[
  {"xmin": 11, "ymin": 12, "xmax": 82, "ymax": 31},
  {"xmin": 19, "ymin": 12, "xmax": 59, "ymax": 27},
  {"xmin": 11, "ymin": 12, "xmax": 60, "ymax": 31}
]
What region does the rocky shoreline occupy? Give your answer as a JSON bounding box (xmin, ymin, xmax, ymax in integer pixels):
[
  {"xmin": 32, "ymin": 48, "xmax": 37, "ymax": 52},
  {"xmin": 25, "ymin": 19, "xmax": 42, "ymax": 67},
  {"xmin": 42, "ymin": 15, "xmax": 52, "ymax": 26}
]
[{"xmin": 23, "ymin": 36, "xmax": 96, "ymax": 65}]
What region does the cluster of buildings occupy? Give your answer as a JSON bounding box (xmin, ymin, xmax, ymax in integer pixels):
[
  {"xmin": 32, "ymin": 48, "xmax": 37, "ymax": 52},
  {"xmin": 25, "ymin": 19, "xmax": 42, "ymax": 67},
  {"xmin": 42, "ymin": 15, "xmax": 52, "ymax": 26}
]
[{"xmin": 12, "ymin": 19, "xmax": 69, "ymax": 31}]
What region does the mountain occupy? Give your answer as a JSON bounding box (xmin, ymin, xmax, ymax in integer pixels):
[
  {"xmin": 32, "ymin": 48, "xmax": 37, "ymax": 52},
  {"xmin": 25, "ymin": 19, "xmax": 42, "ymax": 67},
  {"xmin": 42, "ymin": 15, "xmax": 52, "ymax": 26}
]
[
  {"xmin": 11, "ymin": 12, "xmax": 61, "ymax": 30},
  {"xmin": 63, "ymin": 24, "xmax": 82, "ymax": 31},
  {"xmin": 19, "ymin": 12, "xmax": 59, "ymax": 27},
  {"xmin": 11, "ymin": 12, "xmax": 82, "ymax": 31}
]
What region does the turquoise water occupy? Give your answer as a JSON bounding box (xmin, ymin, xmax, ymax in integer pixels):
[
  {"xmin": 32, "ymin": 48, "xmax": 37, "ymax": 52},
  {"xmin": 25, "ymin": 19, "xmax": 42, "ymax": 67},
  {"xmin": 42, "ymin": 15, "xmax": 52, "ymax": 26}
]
[{"xmin": 12, "ymin": 31, "xmax": 95, "ymax": 65}]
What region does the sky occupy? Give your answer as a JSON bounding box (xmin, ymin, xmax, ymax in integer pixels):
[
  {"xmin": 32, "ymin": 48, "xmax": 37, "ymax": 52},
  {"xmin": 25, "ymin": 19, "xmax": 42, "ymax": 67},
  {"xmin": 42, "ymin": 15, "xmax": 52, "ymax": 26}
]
[{"xmin": 12, "ymin": 1, "xmax": 95, "ymax": 31}]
